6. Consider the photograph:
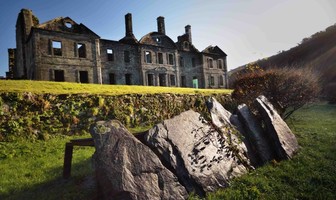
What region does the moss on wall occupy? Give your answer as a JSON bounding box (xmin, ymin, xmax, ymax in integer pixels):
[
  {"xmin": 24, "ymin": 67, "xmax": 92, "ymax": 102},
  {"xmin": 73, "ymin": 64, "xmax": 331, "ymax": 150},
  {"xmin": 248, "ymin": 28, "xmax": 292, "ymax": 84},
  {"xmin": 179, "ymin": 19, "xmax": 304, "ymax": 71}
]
[{"xmin": 0, "ymin": 92, "xmax": 232, "ymax": 141}]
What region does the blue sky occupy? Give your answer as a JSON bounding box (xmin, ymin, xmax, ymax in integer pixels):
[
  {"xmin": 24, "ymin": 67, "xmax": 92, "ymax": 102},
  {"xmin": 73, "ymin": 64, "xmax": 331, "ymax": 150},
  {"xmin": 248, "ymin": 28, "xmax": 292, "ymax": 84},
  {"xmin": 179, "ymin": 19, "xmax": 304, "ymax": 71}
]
[{"xmin": 0, "ymin": 0, "xmax": 336, "ymax": 77}]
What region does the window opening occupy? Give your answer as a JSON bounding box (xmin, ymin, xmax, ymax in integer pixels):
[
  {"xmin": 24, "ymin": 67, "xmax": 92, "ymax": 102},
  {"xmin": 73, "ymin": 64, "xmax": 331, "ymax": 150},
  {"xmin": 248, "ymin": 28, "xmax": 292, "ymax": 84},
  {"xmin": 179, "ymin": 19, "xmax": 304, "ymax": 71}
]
[
  {"xmin": 124, "ymin": 51, "xmax": 130, "ymax": 63},
  {"xmin": 54, "ymin": 70, "xmax": 64, "ymax": 82},
  {"xmin": 180, "ymin": 56, "xmax": 184, "ymax": 67},
  {"xmin": 107, "ymin": 48, "xmax": 114, "ymax": 61},
  {"xmin": 208, "ymin": 58, "xmax": 213, "ymax": 68},
  {"xmin": 159, "ymin": 74, "xmax": 166, "ymax": 86},
  {"xmin": 79, "ymin": 71, "xmax": 89, "ymax": 83},
  {"xmin": 145, "ymin": 51, "xmax": 152, "ymax": 63},
  {"xmin": 158, "ymin": 53, "xmax": 163, "ymax": 64},
  {"xmin": 170, "ymin": 75, "xmax": 176, "ymax": 86},
  {"xmin": 125, "ymin": 74, "xmax": 132, "ymax": 85},
  {"xmin": 168, "ymin": 54, "xmax": 174, "ymax": 65},
  {"xmin": 65, "ymin": 22, "xmax": 72, "ymax": 28},
  {"xmin": 52, "ymin": 41, "xmax": 62, "ymax": 56},
  {"xmin": 218, "ymin": 59, "xmax": 223, "ymax": 69},
  {"xmin": 77, "ymin": 43, "xmax": 86, "ymax": 58},
  {"xmin": 109, "ymin": 73, "xmax": 115, "ymax": 84},
  {"xmin": 209, "ymin": 75, "xmax": 215, "ymax": 86},
  {"xmin": 219, "ymin": 75, "xmax": 224, "ymax": 86},
  {"xmin": 181, "ymin": 76, "xmax": 187, "ymax": 87},
  {"xmin": 147, "ymin": 74, "xmax": 154, "ymax": 86},
  {"xmin": 192, "ymin": 58, "xmax": 196, "ymax": 67}
]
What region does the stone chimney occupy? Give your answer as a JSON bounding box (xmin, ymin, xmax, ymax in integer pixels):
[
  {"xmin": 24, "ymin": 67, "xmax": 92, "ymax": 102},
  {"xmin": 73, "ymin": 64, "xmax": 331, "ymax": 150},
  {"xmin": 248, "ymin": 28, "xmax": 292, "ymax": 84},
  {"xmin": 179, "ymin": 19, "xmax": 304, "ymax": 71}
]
[
  {"xmin": 125, "ymin": 13, "xmax": 134, "ymax": 37},
  {"xmin": 157, "ymin": 16, "xmax": 165, "ymax": 35},
  {"xmin": 185, "ymin": 25, "xmax": 192, "ymax": 44}
]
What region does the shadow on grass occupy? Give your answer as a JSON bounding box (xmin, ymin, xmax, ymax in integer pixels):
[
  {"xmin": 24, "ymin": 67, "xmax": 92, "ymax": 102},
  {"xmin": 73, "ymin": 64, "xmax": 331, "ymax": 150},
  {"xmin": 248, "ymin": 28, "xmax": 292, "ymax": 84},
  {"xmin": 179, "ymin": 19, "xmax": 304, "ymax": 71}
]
[{"xmin": 1, "ymin": 158, "xmax": 98, "ymax": 200}]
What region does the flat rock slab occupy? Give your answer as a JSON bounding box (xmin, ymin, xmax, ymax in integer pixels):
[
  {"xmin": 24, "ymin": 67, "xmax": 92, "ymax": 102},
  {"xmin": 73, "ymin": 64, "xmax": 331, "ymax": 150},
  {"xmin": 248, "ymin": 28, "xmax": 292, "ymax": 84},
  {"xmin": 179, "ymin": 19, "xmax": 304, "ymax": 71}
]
[
  {"xmin": 255, "ymin": 95, "xmax": 299, "ymax": 159},
  {"xmin": 144, "ymin": 110, "xmax": 249, "ymax": 195},
  {"xmin": 90, "ymin": 120, "xmax": 187, "ymax": 200}
]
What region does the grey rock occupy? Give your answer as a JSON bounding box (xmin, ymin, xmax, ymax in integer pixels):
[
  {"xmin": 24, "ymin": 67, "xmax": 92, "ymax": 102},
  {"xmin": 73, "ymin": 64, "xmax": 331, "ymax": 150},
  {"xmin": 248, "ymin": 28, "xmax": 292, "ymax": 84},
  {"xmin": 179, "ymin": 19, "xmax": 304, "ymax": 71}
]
[
  {"xmin": 255, "ymin": 95, "xmax": 299, "ymax": 159},
  {"xmin": 144, "ymin": 109, "xmax": 249, "ymax": 195},
  {"xmin": 90, "ymin": 120, "xmax": 188, "ymax": 200},
  {"xmin": 207, "ymin": 97, "xmax": 253, "ymax": 167},
  {"xmin": 237, "ymin": 104, "xmax": 274, "ymax": 164}
]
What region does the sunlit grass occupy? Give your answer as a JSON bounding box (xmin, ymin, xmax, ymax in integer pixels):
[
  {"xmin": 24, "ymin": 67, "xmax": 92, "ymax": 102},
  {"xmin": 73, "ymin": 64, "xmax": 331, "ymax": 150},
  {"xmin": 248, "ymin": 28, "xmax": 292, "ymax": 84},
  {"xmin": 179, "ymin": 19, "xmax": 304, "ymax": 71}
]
[{"xmin": 0, "ymin": 80, "xmax": 231, "ymax": 95}]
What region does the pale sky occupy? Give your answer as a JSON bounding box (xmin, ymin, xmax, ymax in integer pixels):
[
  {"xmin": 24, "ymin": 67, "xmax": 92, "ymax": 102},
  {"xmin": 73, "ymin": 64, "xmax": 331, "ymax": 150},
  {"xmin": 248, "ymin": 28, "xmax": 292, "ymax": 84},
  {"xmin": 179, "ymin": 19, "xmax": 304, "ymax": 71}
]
[{"xmin": 0, "ymin": 0, "xmax": 335, "ymax": 77}]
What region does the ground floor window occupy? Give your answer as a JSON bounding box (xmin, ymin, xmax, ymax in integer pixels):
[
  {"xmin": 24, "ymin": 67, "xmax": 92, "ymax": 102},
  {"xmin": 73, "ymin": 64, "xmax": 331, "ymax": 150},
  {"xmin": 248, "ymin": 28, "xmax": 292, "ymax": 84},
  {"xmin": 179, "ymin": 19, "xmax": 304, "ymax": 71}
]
[
  {"xmin": 159, "ymin": 74, "xmax": 166, "ymax": 86},
  {"xmin": 54, "ymin": 70, "xmax": 64, "ymax": 82},
  {"xmin": 170, "ymin": 74, "xmax": 176, "ymax": 86},
  {"xmin": 147, "ymin": 74, "xmax": 154, "ymax": 86},
  {"xmin": 125, "ymin": 74, "xmax": 132, "ymax": 85},
  {"xmin": 181, "ymin": 76, "xmax": 186, "ymax": 87},
  {"xmin": 109, "ymin": 73, "xmax": 115, "ymax": 84},
  {"xmin": 219, "ymin": 75, "xmax": 224, "ymax": 86},
  {"xmin": 193, "ymin": 76, "xmax": 198, "ymax": 88},
  {"xmin": 79, "ymin": 71, "xmax": 88, "ymax": 83},
  {"xmin": 209, "ymin": 75, "xmax": 215, "ymax": 86}
]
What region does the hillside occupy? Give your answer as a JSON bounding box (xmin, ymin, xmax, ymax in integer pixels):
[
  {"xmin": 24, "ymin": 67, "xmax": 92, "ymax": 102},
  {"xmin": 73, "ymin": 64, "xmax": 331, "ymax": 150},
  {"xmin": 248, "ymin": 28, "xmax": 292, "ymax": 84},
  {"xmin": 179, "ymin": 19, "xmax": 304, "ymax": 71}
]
[{"xmin": 229, "ymin": 23, "xmax": 336, "ymax": 96}]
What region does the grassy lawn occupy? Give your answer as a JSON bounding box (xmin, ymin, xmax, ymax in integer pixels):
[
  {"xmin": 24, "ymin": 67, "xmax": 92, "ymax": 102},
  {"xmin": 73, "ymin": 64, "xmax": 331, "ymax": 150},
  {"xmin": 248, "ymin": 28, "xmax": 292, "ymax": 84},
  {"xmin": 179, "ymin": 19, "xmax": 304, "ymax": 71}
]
[
  {"xmin": 0, "ymin": 103, "xmax": 335, "ymax": 199},
  {"xmin": 0, "ymin": 80, "xmax": 231, "ymax": 95}
]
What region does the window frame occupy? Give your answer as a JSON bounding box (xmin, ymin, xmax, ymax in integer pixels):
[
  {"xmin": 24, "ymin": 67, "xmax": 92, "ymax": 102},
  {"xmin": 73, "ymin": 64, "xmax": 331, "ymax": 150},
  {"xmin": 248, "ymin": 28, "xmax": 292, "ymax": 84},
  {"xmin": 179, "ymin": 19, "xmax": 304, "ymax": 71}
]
[
  {"xmin": 107, "ymin": 48, "xmax": 114, "ymax": 61},
  {"xmin": 51, "ymin": 40, "xmax": 62, "ymax": 56}
]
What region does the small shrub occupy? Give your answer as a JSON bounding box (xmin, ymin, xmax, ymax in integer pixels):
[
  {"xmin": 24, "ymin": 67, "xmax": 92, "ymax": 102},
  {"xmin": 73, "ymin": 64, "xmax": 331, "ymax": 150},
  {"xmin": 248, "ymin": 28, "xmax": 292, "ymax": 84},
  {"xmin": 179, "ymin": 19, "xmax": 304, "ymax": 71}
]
[{"xmin": 231, "ymin": 66, "xmax": 320, "ymax": 119}]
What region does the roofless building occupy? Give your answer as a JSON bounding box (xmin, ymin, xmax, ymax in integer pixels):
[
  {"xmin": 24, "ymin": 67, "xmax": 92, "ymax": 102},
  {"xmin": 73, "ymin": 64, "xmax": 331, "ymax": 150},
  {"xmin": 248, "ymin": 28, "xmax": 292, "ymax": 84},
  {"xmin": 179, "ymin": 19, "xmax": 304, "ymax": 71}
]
[{"xmin": 13, "ymin": 9, "xmax": 228, "ymax": 88}]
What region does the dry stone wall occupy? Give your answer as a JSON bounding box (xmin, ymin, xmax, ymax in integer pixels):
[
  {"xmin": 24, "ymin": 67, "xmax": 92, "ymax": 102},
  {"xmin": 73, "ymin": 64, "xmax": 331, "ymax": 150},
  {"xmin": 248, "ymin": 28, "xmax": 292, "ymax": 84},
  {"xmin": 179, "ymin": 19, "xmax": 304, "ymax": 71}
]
[{"xmin": 0, "ymin": 92, "xmax": 231, "ymax": 141}]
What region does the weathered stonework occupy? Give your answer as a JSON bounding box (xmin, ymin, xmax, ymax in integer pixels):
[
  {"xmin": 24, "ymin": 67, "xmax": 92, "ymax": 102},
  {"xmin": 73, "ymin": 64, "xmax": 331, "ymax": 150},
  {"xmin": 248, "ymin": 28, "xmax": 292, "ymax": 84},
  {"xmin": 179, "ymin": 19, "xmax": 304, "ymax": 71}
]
[{"xmin": 13, "ymin": 9, "xmax": 228, "ymax": 88}]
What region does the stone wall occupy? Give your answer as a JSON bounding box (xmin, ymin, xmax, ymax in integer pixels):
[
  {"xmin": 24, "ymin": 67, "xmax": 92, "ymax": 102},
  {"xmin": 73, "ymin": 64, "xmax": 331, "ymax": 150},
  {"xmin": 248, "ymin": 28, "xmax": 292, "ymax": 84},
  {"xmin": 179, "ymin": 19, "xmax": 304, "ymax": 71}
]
[{"xmin": 0, "ymin": 92, "xmax": 231, "ymax": 141}]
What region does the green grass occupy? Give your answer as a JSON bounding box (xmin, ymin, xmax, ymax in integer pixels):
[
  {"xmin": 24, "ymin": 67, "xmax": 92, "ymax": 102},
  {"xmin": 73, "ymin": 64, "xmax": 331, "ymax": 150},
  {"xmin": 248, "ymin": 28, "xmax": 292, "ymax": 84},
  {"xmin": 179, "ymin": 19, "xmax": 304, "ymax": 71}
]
[
  {"xmin": 200, "ymin": 103, "xmax": 336, "ymax": 200},
  {"xmin": 0, "ymin": 80, "xmax": 231, "ymax": 95},
  {"xmin": 1, "ymin": 103, "xmax": 335, "ymax": 199},
  {"xmin": 0, "ymin": 134, "xmax": 96, "ymax": 200}
]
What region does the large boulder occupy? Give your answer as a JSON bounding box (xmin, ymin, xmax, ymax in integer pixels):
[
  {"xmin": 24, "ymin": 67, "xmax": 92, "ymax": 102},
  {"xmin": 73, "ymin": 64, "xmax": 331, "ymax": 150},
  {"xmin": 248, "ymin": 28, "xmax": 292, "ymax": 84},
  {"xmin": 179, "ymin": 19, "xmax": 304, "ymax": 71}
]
[
  {"xmin": 255, "ymin": 95, "xmax": 299, "ymax": 159},
  {"xmin": 90, "ymin": 120, "xmax": 188, "ymax": 200},
  {"xmin": 237, "ymin": 104, "xmax": 274, "ymax": 164},
  {"xmin": 206, "ymin": 97, "xmax": 257, "ymax": 167},
  {"xmin": 144, "ymin": 109, "xmax": 250, "ymax": 195}
]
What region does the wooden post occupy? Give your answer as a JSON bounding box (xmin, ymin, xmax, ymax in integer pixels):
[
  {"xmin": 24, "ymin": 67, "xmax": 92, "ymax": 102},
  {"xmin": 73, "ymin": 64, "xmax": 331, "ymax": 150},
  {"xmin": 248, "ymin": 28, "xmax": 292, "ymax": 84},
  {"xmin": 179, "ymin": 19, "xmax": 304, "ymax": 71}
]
[{"xmin": 63, "ymin": 142, "xmax": 73, "ymax": 179}]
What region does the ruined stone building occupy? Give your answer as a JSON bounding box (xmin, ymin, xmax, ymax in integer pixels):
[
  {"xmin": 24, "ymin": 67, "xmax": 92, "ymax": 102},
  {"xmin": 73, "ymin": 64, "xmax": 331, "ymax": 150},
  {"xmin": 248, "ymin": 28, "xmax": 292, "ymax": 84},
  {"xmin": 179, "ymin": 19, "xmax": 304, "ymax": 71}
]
[{"xmin": 12, "ymin": 9, "xmax": 228, "ymax": 88}]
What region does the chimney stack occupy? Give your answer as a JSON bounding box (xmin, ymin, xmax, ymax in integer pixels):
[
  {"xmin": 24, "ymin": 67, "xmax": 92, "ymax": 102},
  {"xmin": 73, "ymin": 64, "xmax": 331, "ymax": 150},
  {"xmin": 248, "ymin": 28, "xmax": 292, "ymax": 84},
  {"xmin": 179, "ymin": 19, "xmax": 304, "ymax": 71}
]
[
  {"xmin": 125, "ymin": 13, "xmax": 134, "ymax": 37},
  {"xmin": 157, "ymin": 16, "xmax": 165, "ymax": 35},
  {"xmin": 185, "ymin": 25, "xmax": 192, "ymax": 44}
]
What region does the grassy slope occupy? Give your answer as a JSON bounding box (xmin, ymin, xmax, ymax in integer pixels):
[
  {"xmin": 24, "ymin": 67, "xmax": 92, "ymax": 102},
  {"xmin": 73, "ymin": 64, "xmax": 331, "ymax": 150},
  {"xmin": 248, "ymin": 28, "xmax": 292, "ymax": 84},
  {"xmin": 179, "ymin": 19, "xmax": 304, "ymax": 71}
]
[
  {"xmin": 1, "ymin": 103, "xmax": 335, "ymax": 199},
  {"xmin": 0, "ymin": 80, "xmax": 231, "ymax": 95}
]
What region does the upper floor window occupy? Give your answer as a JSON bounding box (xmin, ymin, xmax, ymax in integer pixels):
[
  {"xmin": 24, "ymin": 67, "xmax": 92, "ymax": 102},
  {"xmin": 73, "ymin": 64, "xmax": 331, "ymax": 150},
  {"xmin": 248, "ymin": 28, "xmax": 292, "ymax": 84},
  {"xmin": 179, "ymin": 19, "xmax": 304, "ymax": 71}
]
[
  {"xmin": 76, "ymin": 43, "xmax": 86, "ymax": 58},
  {"xmin": 158, "ymin": 52, "xmax": 163, "ymax": 64},
  {"xmin": 145, "ymin": 51, "xmax": 152, "ymax": 63},
  {"xmin": 124, "ymin": 50, "xmax": 130, "ymax": 63},
  {"xmin": 217, "ymin": 59, "xmax": 223, "ymax": 69},
  {"xmin": 51, "ymin": 41, "xmax": 62, "ymax": 56},
  {"xmin": 183, "ymin": 41, "xmax": 189, "ymax": 49},
  {"xmin": 208, "ymin": 58, "xmax": 213, "ymax": 68},
  {"xmin": 192, "ymin": 58, "xmax": 196, "ymax": 67},
  {"xmin": 168, "ymin": 53, "xmax": 174, "ymax": 65},
  {"xmin": 179, "ymin": 56, "xmax": 184, "ymax": 67},
  {"xmin": 107, "ymin": 48, "xmax": 114, "ymax": 61}
]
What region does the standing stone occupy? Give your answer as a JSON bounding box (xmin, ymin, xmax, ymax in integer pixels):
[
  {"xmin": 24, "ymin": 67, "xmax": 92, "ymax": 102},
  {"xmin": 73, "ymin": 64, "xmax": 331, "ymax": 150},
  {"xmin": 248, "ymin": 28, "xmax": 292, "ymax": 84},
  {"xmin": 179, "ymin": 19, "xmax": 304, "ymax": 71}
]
[
  {"xmin": 144, "ymin": 110, "xmax": 250, "ymax": 195},
  {"xmin": 255, "ymin": 95, "xmax": 299, "ymax": 159},
  {"xmin": 237, "ymin": 104, "xmax": 274, "ymax": 164},
  {"xmin": 90, "ymin": 120, "xmax": 188, "ymax": 200},
  {"xmin": 206, "ymin": 97, "xmax": 255, "ymax": 167}
]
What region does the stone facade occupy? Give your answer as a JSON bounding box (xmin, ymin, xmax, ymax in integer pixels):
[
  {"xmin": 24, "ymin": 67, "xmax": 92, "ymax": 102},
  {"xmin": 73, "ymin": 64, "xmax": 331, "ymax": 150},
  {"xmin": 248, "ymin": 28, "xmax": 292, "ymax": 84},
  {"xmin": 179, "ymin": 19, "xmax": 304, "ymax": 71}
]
[{"xmin": 13, "ymin": 9, "xmax": 228, "ymax": 88}]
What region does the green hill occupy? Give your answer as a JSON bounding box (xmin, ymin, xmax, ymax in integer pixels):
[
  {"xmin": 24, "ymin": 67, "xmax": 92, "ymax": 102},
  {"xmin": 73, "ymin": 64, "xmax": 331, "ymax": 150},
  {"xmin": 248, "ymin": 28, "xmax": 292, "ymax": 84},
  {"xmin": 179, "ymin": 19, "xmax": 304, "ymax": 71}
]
[{"xmin": 229, "ymin": 23, "xmax": 336, "ymax": 99}]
